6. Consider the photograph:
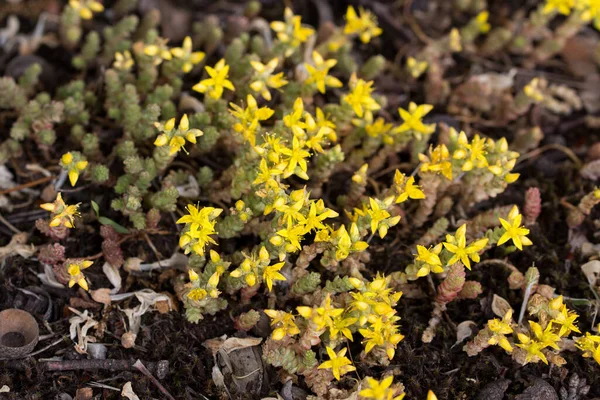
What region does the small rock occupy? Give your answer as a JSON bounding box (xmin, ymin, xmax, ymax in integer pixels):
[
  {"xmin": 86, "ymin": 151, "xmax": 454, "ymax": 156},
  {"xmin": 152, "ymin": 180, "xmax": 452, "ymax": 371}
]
[
  {"xmin": 515, "ymin": 379, "xmax": 558, "ymax": 400},
  {"xmin": 476, "ymin": 379, "xmax": 511, "ymax": 400}
]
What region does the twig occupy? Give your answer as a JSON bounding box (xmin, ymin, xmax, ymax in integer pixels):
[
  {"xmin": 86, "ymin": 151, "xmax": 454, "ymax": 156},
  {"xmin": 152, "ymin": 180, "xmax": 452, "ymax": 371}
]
[
  {"xmin": 0, "ymin": 175, "xmax": 53, "ymax": 195},
  {"xmin": 0, "ymin": 213, "xmax": 21, "ymax": 234},
  {"xmin": 133, "ymin": 359, "xmax": 175, "ymax": 400},
  {"xmin": 516, "ymin": 143, "xmax": 582, "ymax": 169},
  {"xmin": 26, "ymin": 337, "xmax": 65, "ymax": 358},
  {"xmin": 0, "ymin": 359, "xmax": 169, "ymax": 379}
]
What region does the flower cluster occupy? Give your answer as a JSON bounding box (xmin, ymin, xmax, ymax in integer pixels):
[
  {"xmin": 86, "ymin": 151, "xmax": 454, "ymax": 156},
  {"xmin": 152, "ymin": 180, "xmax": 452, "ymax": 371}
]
[
  {"xmin": 40, "ymin": 193, "xmax": 80, "ymax": 229},
  {"xmin": 154, "ymin": 114, "xmax": 203, "ymax": 155},
  {"xmin": 466, "ymin": 295, "xmax": 582, "ymax": 366},
  {"xmin": 60, "ymin": 151, "xmax": 88, "ymax": 187},
  {"xmin": 419, "ymin": 129, "xmax": 520, "ymax": 185},
  {"xmin": 177, "ymin": 205, "xmax": 223, "ymax": 257}
]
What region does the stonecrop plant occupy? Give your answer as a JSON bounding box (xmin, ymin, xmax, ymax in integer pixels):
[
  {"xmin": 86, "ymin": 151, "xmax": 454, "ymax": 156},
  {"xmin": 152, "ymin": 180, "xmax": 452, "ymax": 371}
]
[{"xmin": 4, "ymin": 0, "xmax": 600, "ymax": 398}]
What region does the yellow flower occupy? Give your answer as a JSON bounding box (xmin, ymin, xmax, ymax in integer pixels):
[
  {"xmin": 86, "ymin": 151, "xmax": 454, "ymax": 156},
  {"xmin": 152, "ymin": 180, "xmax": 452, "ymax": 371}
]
[
  {"xmin": 304, "ymin": 51, "xmax": 343, "ymax": 94},
  {"xmin": 395, "ymin": 102, "xmax": 436, "ymax": 138},
  {"xmin": 419, "ymin": 144, "xmax": 453, "ymax": 180},
  {"xmin": 67, "ymin": 260, "xmax": 93, "ymax": 291},
  {"xmin": 113, "ymin": 51, "xmax": 134, "ymax": 71},
  {"xmin": 581, "ymin": 0, "xmax": 600, "ymax": 29},
  {"xmin": 452, "ymin": 130, "xmax": 488, "ymax": 172},
  {"xmin": 329, "ymin": 314, "xmax": 358, "ymax": 341},
  {"xmin": 272, "ymin": 223, "xmax": 306, "ymax": 252},
  {"xmin": 207, "ymin": 250, "xmax": 228, "ymax": 287},
  {"xmin": 318, "ymin": 347, "xmax": 356, "ymax": 380},
  {"xmin": 406, "ymin": 57, "xmax": 428, "ymax": 79},
  {"xmin": 263, "ymin": 262, "xmax": 286, "ymax": 291},
  {"xmin": 264, "ymin": 310, "xmax": 300, "ymax": 340},
  {"xmin": 192, "ymin": 59, "xmax": 235, "ymax": 100},
  {"xmin": 343, "ymin": 6, "xmax": 382, "ymax": 43},
  {"xmin": 229, "ymin": 95, "xmax": 274, "ymax": 146},
  {"xmin": 60, "ymin": 152, "xmax": 88, "ymax": 187},
  {"xmin": 301, "ymin": 200, "xmax": 339, "ymax": 233},
  {"xmin": 69, "ymin": 0, "xmax": 103, "ymax": 20},
  {"xmin": 543, "ymin": 0, "xmax": 574, "ymax": 15},
  {"xmin": 249, "ymin": 58, "xmax": 288, "ymax": 101},
  {"xmin": 360, "ymin": 376, "xmax": 405, "ymax": 400},
  {"xmin": 549, "ymin": 296, "xmax": 580, "ymax": 337},
  {"xmin": 524, "ymin": 78, "xmax": 545, "ymax": 103},
  {"xmin": 41, "ymin": 192, "xmax": 80, "ymax": 228},
  {"xmin": 487, "ymin": 309, "xmax": 514, "ymax": 353},
  {"xmin": 516, "ymin": 333, "xmax": 548, "ymax": 364},
  {"xmin": 475, "ymin": 11, "xmax": 491, "ymax": 33},
  {"xmin": 497, "ymin": 206, "xmax": 532, "ymax": 250},
  {"xmin": 394, "ymin": 170, "xmax": 425, "ymax": 203},
  {"xmin": 365, "ymin": 197, "xmax": 400, "ymax": 239},
  {"xmin": 154, "ymin": 114, "xmax": 203, "ymax": 155},
  {"xmin": 427, "ymin": 391, "xmax": 438, "ymax": 400},
  {"xmin": 254, "ymin": 158, "xmax": 282, "ymax": 190},
  {"xmin": 170, "ymin": 36, "xmax": 205, "ymax": 73},
  {"xmin": 414, "ymin": 244, "xmax": 444, "ymax": 277},
  {"xmin": 343, "ymin": 73, "xmax": 380, "ymax": 118},
  {"xmin": 270, "ymin": 8, "xmax": 315, "ymax": 56},
  {"xmin": 280, "ymin": 136, "xmax": 311, "ymax": 180},
  {"xmin": 143, "ymin": 37, "xmax": 173, "ymax": 66},
  {"xmin": 177, "ymin": 205, "xmax": 222, "ymax": 256},
  {"xmin": 529, "ymin": 320, "xmax": 561, "ymax": 350},
  {"xmin": 359, "ymin": 315, "xmax": 404, "ymax": 360},
  {"xmin": 187, "ymin": 288, "xmax": 207, "ymax": 301},
  {"xmin": 575, "ymin": 329, "xmax": 600, "ymax": 364},
  {"xmin": 443, "ymin": 224, "xmax": 488, "ymax": 269},
  {"xmin": 297, "ymin": 294, "xmax": 344, "ymax": 331}
]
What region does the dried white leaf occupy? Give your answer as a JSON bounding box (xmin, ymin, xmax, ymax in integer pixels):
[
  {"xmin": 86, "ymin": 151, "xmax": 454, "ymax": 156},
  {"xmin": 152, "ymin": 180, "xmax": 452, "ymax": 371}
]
[
  {"xmin": 0, "ymin": 165, "xmax": 15, "ymax": 190},
  {"xmin": 453, "ymin": 320, "xmax": 476, "ymax": 348},
  {"xmin": 102, "ymin": 262, "xmax": 122, "ymax": 294},
  {"xmin": 203, "ymin": 335, "xmax": 263, "ymax": 357},
  {"xmin": 37, "ymin": 263, "xmax": 66, "ymax": 289},
  {"xmin": 580, "ymin": 159, "xmax": 600, "ymax": 181},
  {"xmin": 124, "ymin": 253, "xmax": 188, "ymax": 273},
  {"xmin": 121, "ymin": 382, "xmax": 140, "ymax": 400},
  {"xmin": 116, "ymin": 289, "xmax": 172, "ymax": 341},
  {"xmin": 0, "ymin": 232, "xmax": 35, "ymax": 263},
  {"xmin": 491, "ymin": 294, "xmax": 512, "ymax": 318},
  {"xmin": 176, "ymin": 175, "xmax": 200, "ymax": 198},
  {"xmin": 68, "ymin": 308, "xmax": 98, "ymax": 354},
  {"xmin": 581, "ymin": 260, "xmax": 600, "ymax": 287},
  {"xmin": 90, "ymin": 288, "xmax": 112, "ymax": 306},
  {"xmin": 212, "ymin": 364, "xmax": 226, "ymax": 390},
  {"xmin": 0, "ymin": 385, "xmax": 9, "ymax": 393}
]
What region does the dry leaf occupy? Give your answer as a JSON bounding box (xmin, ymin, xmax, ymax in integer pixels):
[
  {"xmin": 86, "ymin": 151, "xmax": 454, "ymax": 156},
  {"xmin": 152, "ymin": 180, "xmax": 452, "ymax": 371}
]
[
  {"xmin": 121, "ymin": 382, "xmax": 140, "ymax": 400},
  {"xmin": 491, "ymin": 294, "xmax": 512, "ymax": 318},
  {"xmin": 37, "ymin": 263, "xmax": 66, "ymax": 288},
  {"xmin": 90, "ymin": 288, "xmax": 112, "ymax": 306},
  {"xmin": 454, "ymin": 320, "xmax": 477, "ymax": 347},
  {"xmin": 203, "ymin": 335, "xmax": 263, "ymax": 357},
  {"xmin": 102, "ymin": 262, "xmax": 122, "ymax": 294},
  {"xmin": 0, "ymin": 232, "xmax": 35, "ymax": 263},
  {"xmin": 581, "ymin": 260, "xmax": 600, "ymax": 287},
  {"xmin": 0, "ymin": 385, "xmax": 9, "ymax": 393}
]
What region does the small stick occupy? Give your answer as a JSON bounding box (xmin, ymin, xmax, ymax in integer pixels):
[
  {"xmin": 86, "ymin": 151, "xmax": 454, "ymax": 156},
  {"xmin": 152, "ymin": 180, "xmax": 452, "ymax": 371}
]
[
  {"xmin": 0, "ymin": 359, "xmax": 169, "ymax": 379},
  {"xmin": 133, "ymin": 360, "xmax": 175, "ymax": 400},
  {"xmin": 0, "ymin": 213, "xmax": 21, "ymax": 234},
  {"xmin": 0, "ymin": 175, "xmax": 54, "ymax": 195}
]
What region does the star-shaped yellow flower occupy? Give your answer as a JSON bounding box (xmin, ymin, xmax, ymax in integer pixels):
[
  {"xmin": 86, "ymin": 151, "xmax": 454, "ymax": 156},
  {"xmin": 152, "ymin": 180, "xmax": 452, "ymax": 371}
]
[
  {"xmin": 497, "ymin": 206, "xmax": 532, "ymax": 250},
  {"xmin": 318, "ymin": 347, "xmax": 356, "ymax": 380},
  {"xmin": 193, "ymin": 59, "xmax": 235, "ymax": 100}
]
